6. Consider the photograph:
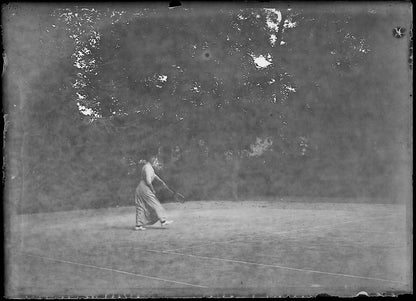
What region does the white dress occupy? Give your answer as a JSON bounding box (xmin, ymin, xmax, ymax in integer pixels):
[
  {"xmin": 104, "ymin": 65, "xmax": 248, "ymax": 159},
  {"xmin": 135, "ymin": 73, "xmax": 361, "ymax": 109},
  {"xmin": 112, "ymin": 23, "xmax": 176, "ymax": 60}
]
[{"xmin": 135, "ymin": 163, "xmax": 166, "ymax": 226}]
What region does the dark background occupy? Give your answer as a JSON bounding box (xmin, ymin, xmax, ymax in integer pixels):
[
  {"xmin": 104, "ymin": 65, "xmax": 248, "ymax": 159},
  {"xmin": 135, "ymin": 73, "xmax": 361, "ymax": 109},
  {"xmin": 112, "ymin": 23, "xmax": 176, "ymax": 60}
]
[{"xmin": 3, "ymin": 3, "xmax": 412, "ymax": 214}]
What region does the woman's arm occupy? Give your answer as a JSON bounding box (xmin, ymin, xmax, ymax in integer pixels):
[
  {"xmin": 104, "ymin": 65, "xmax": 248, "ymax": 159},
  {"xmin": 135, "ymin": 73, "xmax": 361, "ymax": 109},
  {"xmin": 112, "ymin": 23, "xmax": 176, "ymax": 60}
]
[
  {"xmin": 154, "ymin": 174, "xmax": 167, "ymax": 187},
  {"xmin": 154, "ymin": 174, "xmax": 176, "ymax": 195}
]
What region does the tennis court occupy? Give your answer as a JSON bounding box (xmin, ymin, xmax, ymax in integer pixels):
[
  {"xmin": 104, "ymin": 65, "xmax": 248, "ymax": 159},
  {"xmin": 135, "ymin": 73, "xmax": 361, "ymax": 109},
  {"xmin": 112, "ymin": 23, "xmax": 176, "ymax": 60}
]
[{"xmin": 5, "ymin": 199, "xmax": 412, "ymax": 297}]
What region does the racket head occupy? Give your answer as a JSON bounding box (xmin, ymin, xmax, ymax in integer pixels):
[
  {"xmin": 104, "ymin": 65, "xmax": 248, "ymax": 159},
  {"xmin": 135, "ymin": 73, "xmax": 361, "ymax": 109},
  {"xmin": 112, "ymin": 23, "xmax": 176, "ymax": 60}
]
[{"xmin": 174, "ymin": 192, "xmax": 186, "ymax": 203}]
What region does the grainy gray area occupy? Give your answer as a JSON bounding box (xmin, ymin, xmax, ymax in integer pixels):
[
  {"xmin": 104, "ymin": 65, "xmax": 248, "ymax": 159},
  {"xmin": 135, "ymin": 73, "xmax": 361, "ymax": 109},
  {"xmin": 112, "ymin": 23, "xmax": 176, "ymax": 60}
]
[{"xmin": 3, "ymin": 2, "xmax": 412, "ymax": 297}]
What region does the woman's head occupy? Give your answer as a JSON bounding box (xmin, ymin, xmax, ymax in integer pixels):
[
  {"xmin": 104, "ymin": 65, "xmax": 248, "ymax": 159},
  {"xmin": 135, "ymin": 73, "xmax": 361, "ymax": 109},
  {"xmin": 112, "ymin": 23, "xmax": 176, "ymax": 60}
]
[
  {"xmin": 140, "ymin": 147, "xmax": 160, "ymax": 167},
  {"xmin": 148, "ymin": 156, "xmax": 158, "ymax": 166}
]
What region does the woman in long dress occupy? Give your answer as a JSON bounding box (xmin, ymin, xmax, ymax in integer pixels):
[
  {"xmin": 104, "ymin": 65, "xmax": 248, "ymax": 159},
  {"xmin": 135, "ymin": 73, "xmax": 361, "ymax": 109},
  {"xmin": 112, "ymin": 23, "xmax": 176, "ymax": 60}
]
[{"xmin": 135, "ymin": 156, "xmax": 173, "ymax": 230}]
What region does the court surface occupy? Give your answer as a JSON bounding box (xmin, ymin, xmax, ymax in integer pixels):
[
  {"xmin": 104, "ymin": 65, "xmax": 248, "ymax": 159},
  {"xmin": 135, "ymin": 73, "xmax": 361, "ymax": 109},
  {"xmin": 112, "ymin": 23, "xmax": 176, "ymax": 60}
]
[{"xmin": 5, "ymin": 199, "xmax": 412, "ymax": 297}]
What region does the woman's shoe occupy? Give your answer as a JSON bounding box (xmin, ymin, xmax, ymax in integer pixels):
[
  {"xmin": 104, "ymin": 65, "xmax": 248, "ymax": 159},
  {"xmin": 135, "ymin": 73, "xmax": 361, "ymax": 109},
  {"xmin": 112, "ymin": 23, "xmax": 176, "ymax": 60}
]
[
  {"xmin": 135, "ymin": 225, "xmax": 146, "ymax": 231},
  {"xmin": 161, "ymin": 220, "xmax": 173, "ymax": 227}
]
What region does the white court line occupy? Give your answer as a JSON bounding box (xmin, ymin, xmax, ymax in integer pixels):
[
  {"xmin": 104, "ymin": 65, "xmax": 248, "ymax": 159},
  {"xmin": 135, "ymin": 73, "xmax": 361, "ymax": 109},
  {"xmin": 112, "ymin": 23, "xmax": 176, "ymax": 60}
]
[
  {"xmin": 21, "ymin": 252, "xmax": 208, "ymax": 288},
  {"xmin": 346, "ymin": 230, "xmax": 404, "ymax": 234},
  {"xmin": 163, "ymin": 215, "xmax": 393, "ymax": 252},
  {"xmin": 147, "ymin": 249, "xmax": 407, "ymax": 285}
]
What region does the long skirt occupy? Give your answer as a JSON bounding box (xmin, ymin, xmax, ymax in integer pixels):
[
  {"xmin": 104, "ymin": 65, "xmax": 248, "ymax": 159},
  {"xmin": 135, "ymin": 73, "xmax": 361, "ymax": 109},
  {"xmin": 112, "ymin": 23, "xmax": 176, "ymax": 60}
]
[{"xmin": 135, "ymin": 180, "xmax": 166, "ymax": 226}]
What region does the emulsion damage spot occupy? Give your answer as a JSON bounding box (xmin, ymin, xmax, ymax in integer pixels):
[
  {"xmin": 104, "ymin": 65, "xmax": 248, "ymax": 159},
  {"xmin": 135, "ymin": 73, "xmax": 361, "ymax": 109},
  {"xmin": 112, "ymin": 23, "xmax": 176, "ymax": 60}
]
[{"xmin": 201, "ymin": 50, "xmax": 212, "ymax": 60}]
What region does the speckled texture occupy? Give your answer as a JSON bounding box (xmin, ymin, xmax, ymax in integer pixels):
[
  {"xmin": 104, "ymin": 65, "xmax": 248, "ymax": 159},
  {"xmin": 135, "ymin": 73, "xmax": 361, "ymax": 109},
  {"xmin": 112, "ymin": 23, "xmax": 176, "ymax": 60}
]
[{"xmin": 5, "ymin": 200, "xmax": 411, "ymax": 297}]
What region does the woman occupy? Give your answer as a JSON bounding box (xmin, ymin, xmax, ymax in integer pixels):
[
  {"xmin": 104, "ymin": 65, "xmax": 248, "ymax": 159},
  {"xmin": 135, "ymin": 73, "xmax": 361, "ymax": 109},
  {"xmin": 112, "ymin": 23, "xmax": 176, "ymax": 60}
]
[{"xmin": 135, "ymin": 155, "xmax": 173, "ymax": 230}]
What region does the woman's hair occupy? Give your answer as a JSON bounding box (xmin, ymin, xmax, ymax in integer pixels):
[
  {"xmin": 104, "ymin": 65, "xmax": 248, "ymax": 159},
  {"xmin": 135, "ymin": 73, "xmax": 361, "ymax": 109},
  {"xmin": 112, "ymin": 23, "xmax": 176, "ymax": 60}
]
[{"xmin": 140, "ymin": 146, "xmax": 159, "ymax": 162}]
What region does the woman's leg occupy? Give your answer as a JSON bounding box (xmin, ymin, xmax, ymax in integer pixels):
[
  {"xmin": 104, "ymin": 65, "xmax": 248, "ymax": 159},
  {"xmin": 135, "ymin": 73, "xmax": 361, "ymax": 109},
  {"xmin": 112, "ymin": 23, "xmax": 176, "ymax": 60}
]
[
  {"xmin": 135, "ymin": 189, "xmax": 147, "ymax": 227},
  {"xmin": 148, "ymin": 195, "xmax": 167, "ymax": 222},
  {"xmin": 138, "ymin": 182, "xmax": 172, "ymax": 226},
  {"xmin": 136, "ymin": 206, "xmax": 143, "ymax": 227},
  {"xmin": 145, "ymin": 194, "xmax": 175, "ymax": 226}
]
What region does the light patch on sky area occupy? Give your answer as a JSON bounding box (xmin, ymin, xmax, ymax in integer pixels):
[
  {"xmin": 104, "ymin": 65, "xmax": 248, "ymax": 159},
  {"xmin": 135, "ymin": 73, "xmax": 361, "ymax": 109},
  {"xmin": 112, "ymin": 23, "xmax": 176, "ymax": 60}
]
[
  {"xmin": 76, "ymin": 92, "xmax": 86, "ymax": 100},
  {"xmin": 77, "ymin": 102, "xmax": 94, "ymax": 116},
  {"xmin": 264, "ymin": 8, "xmax": 282, "ymax": 32},
  {"xmin": 249, "ymin": 137, "xmax": 273, "ymax": 157},
  {"xmin": 284, "ymin": 84, "xmax": 296, "ymax": 92},
  {"xmin": 57, "ymin": 8, "xmax": 102, "ymax": 118},
  {"xmin": 191, "ymin": 82, "xmax": 201, "ymax": 92},
  {"xmin": 250, "ymin": 53, "xmax": 273, "ymax": 69},
  {"xmin": 357, "ymin": 39, "xmax": 371, "ymax": 53},
  {"xmin": 283, "ymin": 18, "xmax": 297, "ymax": 29},
  {"xmin": 110, "ymin": 10, "xmax": 127, "ymax": 24},
  {"xmin": 269, "ymin": 34, "xmax": 277, "ymax": 46},
  {"xmin": 158, "ymin": 75, "xmax": 168, "ymax": 82},
  {"xmin": 299, "ymin": 136, "xmax": 309, "ymax": 156},
  {"xmin": 342, "ymin": 31, "xmax": 371, "ymax": 54},
  {"xmin": 264, "ymin": 8, "xmax": 282, "ymax": 47}
]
